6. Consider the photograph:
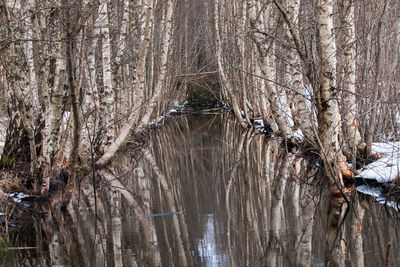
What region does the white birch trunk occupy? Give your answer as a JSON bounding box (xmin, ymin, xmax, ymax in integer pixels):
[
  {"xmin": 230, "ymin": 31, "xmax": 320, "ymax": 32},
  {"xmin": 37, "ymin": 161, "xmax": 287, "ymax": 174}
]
[
  {"xmin": 237, "ymin": 0, "xmax": 251, "ymax": 125},
  {"xmin": 25, "ymin": 0, "xmax": 40, "ymax": 119},
  {"xmin": 114, "ymin": 0, "xmax": 130, "ymax": 68},
  {"xmin": 96, "ymin": 0, "xmax": 171, "ymax": 167},
  {"xmin": 43, "ymin": 40, "xmax": 66, "ymax": 168},
  {"xmin": 248, "ymin": 1, "xmax": 291, "ymax": 138},
  {"xmin": 99, "ymin": 1, "xmax": 115, "ymax": 145},
  {"xmin": 113, "ymin": 0, "xmax": 131, "ymax": 128},
  {"xmin": 41, "ymin": 3, "xmax": 68, "ymax": 194},
  {"xmin": 215, "ymin": 0, "xmax": 247, "ymax": 129},
  {"xmin": 284, "ymin": 0, "xmax": 315, "ymax": 141},
  {"xmin": 315, "ymin": 2, "xmax": 350, "ymax": 266},
  {"xmin": 340, "ymin": 0, "xmax": 363, "ymax": 153},
  {"xmin": 315, "ymin": 0, "xmax": 341, "ymax": 172},
  {"xmin": 82, "ymin": 1, "xmax": 101, "ymax": 149}
]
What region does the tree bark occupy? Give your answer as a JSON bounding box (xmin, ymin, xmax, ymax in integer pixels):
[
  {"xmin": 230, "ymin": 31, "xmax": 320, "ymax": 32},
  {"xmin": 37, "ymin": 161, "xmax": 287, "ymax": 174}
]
[
  {"xmin": 248, "ymin": 1, "xmax": 292, "ymax": 138},
  {"xmin": 99, "ymin": 1, "xmax": 115, "ymax": 145},
  {"xmin": 339, "ymin": 0, "xmax": 364, "ymax": 157},
  {"xmin": 214, "ymin": 0, "xmax": 248, "ymax": 129},
  {"xmin": 365, "ymin": 0, "xmax": 390, "ymax": 155},
  {"xmin": 283, "ymin": 0, "xmax": 316, "ymax": 143}
]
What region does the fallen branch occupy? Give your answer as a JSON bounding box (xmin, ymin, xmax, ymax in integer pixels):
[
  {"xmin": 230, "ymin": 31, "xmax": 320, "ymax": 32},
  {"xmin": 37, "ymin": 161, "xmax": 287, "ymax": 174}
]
[{"xmin": 174, "ymin": 71, "xmax": 218, "ymax": 77}]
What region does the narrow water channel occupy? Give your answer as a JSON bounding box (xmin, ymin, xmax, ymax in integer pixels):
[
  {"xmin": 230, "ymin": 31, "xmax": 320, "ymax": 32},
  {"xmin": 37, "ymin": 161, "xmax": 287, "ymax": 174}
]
[{"xmin": 5, "ymin": 114, "xmax": 400, "ymax": 266}]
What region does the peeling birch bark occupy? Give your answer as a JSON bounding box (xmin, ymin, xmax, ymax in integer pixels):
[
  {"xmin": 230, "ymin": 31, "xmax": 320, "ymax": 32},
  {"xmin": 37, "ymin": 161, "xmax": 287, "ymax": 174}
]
[
  {"xmin": 315, "ymin": 0, "xmax": 341, "ymax": 178},
  {"xmin": 314, "ymin": 1, "xmax": 351, "ymax": 264}
]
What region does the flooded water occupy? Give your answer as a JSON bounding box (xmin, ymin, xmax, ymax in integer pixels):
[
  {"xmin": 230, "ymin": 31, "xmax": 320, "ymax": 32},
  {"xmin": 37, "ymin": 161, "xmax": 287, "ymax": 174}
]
[{"xmin": 4, "ymin": 114, "xmax": 400, "ymax": 266}]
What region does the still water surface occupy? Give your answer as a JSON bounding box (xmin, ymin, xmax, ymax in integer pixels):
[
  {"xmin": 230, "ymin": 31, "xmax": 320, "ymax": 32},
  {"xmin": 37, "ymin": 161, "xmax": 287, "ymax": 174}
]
[{"xmin": 5, "ymin": 114, "xmax": 400, "ymax": 266}]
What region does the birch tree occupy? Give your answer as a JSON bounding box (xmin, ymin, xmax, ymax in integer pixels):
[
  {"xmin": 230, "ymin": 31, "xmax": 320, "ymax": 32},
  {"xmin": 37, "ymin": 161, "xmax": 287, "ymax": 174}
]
[
  {"xmin": 96, "ymin": 0, "xmax": 176, "ymax": 166},
  {"xmin": 214, "ymin": 0, "xmax": 248, "ymax": 129},
  {"xmin": 365, "ymin": 0, "xmax": 391, "ymax": 155},
  {"xmin": 248, "ymin": 1, "xmax": 292, "ymax": 138},
  {"xmin": 339, "ymin": 0, "xmax": 364, "ymax": 156},
  {"xmin": 282, "ymin": 0, "xmax": 315, "ymax": 143},
  {"xmin": 99, "ymin": 2, "xmax": 115, "ymax": 145},
  {"xmin": 313, "ymin": 1, "xmax": 349, "ymax": 265}
]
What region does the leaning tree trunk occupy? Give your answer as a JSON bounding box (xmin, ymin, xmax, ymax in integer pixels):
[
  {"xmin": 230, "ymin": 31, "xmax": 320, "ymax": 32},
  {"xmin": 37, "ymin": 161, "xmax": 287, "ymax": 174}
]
[
  {"xmin": 214, "ymin": 0, "xmax": 248, "ymax": 129},
  {"xmin": 96, "ymin": 0, "xmax": 177, "ymax": 167},
  {"xmin": 95, "ymin": 0, "xmax": 154, "ymax": 167}
]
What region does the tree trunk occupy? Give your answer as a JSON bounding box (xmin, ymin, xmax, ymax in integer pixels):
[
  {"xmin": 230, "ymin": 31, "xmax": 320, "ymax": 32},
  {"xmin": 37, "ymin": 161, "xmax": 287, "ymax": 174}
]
[
  {"xmin": 96, "ymin": 0, "xmax": 178, "ymax": 167},
  {"xmin": 365, "ymin": 0, "xmax": 390, "ymax": 155},
  {"xmin": 283, "ymin": 0, "xmax": 316, "ymax": 143},
  {"xmin": 248, "ymin": 1, "xmax": 292, "ymax": 138},
  {"xmin": 339, "ymin": 0, "xmax": 364, "ymax": 157},
  {"xmin": 214, "ymin": 0, "xmax": 247, "ymax": 129},
  {"xmin": 99, "ymin": 1, "xmax": 115, "ymax": 145},
  {"xmin": 314, "ymin": 2, "xmax": 351, "ymax": 266},
  {"xmin": 315, "ymin": 0, "xmax": 341, "ymax": 183}
]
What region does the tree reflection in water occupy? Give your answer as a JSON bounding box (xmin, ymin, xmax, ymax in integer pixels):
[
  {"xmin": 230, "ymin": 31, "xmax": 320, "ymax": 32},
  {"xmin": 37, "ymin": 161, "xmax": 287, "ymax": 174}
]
[{"xmin": 5, "ymin": 114, "xmax": 400, "ymax": 266}]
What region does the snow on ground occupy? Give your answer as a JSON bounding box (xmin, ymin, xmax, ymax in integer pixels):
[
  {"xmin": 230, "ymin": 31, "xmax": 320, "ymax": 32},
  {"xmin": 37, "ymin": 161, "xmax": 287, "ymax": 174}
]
[
  {"xmin": 7, "ymin": 192, "xmax": 30, "ymax": 204},
  {"xmin": 294, "ymin": 129, "xmax": 303, "ymax": 140},
  {"xmin": 356, "ymin": 184, "xmax": 399, "ymax": 211},
  {"xmin": 253, "ymin": 118, "xmax": 265, "ymax": 133},
  {"xmin": 356, "ymin": 142, "xmax": 400, "ymax": 183},
  {"xmin": 349, "ymin": 142, "xmax": 400, "ymax": 210},
  {"xmin": 253, "ymin": 118, "xmax": 304, "ymax": 140}
]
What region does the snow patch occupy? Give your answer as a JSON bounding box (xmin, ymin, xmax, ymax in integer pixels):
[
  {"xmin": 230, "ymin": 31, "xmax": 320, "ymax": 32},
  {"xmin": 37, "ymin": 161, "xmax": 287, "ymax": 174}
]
[
  {"xmin": 7, "ymin": 192, "xmax": 30, "ymax": 203},
  {"xmin": 356, "ymin": 185, "xmax": 382, "ymax": 198},
  {"xmin": 294, "ymin": 129, "xmax": 304, "ymax": 140},
  {"xmin": 356, "ymin": 142, "xmax": 400, "ymax": 183},
  {"xmin": 356, "ymin": 185, "xmax": 399, "ymax": 211},
  {"xmin": 253, "ymin": 118, "xmax": 266, "ymax": 133}
]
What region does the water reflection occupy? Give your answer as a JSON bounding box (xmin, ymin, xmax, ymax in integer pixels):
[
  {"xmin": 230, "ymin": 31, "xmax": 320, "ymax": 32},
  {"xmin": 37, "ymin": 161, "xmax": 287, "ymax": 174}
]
[{"xmin": 4, "ymin": 114, "xmax": 400, "ymax": 266}]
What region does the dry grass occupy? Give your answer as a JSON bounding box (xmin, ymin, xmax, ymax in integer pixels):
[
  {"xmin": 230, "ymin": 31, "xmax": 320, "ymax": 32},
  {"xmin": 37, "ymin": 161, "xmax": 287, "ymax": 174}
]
[{"xmin": 0, "ymin": 171, "xmax": 26, "ymax": 197}]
